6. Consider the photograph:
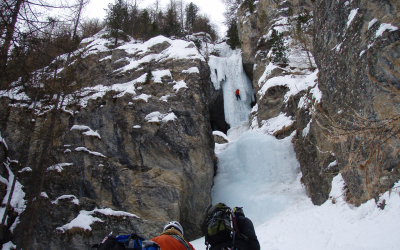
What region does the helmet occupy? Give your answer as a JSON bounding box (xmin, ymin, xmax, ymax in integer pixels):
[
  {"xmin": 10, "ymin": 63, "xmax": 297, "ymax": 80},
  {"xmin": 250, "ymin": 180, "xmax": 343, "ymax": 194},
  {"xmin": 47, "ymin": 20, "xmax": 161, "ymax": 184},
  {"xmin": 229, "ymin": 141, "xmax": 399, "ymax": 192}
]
[
  {"xmin": 163, "ymin": 221, "xmax": 184, "ymax": 236},
  {"xmin": 233, "ymin": 207, "xmax": 244, "ymax": 216}
]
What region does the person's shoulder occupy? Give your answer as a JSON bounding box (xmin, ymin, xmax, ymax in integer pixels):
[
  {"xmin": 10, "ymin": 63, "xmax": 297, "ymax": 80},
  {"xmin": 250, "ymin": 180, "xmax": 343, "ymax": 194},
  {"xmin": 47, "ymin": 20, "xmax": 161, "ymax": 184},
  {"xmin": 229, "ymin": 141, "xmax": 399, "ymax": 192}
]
[
  {"xmin": 150, "ymin": 235, "xmax": 164, "ymax": 242},
  {"xmin": 187, "ymin": 241, "xmax": 195, "ymax": 250}
]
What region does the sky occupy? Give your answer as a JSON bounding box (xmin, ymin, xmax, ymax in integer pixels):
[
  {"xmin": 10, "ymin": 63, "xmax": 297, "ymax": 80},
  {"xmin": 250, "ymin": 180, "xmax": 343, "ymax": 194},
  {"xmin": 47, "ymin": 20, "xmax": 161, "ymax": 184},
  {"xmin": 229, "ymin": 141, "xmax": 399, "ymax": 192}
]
[{"xmin": 82, "ymin": 0, "xmax": 227, "ymax": 36}]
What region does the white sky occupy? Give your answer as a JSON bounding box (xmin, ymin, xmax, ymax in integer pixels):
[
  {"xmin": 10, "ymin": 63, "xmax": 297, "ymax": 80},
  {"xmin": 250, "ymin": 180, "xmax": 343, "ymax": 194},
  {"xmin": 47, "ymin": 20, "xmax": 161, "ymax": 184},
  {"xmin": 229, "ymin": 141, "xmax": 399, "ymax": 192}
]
[{"xmin": 82, "ymin": 0, "xmax": 227, "ymax": 36}]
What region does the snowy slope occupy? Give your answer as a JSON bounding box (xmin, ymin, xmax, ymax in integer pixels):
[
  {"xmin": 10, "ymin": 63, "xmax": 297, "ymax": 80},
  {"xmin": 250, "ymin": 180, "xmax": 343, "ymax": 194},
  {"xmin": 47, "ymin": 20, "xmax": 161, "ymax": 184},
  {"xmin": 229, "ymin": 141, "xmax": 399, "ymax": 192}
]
[{"xmin": 192, "ymin": 170, "xmax": 400, "ymax": 250}]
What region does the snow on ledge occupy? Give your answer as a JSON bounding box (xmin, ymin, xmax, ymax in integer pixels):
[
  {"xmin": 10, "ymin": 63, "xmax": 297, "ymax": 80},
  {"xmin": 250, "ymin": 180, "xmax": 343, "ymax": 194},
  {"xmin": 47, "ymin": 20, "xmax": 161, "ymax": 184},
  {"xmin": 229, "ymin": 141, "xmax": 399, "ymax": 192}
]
[
  {"xmin": 368, "ymin": 18, "xmax": 378, "ymax": 30},
  {"xmin": 346, "ymin": 8, "xmax": 359, "ymax": 29},
  {"xmin": 159, "ymin": 95, "xmax": 170, "ymax": 102},
  {"xmin": 52, "ymin": 195, "xmax": 80, "ymax": 205},
  {"xmin": 2, "ymin": 161, "xmax": 27, "ymax": 216},
  {"xmin": 375, "ymin": 23, "xmax": 398, "ymax": 38},
  {"xmin": 56, "ymin": 208, "xmax": 139, "ymax": 233},
  {"xmin": 47, "ymin": 163, "xmax": 74, "ymax": 172},
  {"xmin": 75, "ymin": 147, "xmax": 106, "ymax": 158},
  {"xmin": 182, "ymin": 67, "xmax": 200, "ymax": 74},
  {"xmin": 258, "ymin": 70, "xmax": 318, "ymax": 103},
  {"xmin": 40, "ymin": 192, "xmax": 49, "ymax": 199},
  {"xmin": 133, "ymin": 94, "xmax": 151, "ymax": 102},
  {"xmin": 70, "ymin": 125, "xmax": 101, "ymax": 139},
  {"xmin": 0, "ymin": 132, "xmax": 8, "ymax": 150},
  {"xmin": 153, "ymin": 69, "xmax": 172, "ymax": 83},
  {"xmin": 213, "ymin": 131, "xmax": 229, "ymax": 142},
  {"xmin": 18, "ymin": 167, "xmax": 32, "ymax": 173},
  {"xmin": 173, "ymin": 80, "xmax": 188, "ymax": 92},
  {"xmin": 327, "ymin": 173, "xmax": 346, "ymax": 202},
  {"xmin": 258, "ymin": 113, "xmax": 294, "ymax": 135},
  {"xmin": 1, "ymin": 241, "xmax": 16, "ymax": 250},
  {"xmin": 145, "ymin": 111, "xmax": 177, "ymax": 123},
  {"xmin": 302, "ymin": 119, "xmax": 312, "ymax": 137}
]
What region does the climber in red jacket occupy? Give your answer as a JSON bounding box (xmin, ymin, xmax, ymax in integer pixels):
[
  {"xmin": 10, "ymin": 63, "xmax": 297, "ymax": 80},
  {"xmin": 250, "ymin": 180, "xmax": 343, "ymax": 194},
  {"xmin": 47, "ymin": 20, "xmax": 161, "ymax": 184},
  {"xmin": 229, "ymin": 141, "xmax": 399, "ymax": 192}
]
[
  {"xmin": 235, "ymin": 89, "xmax": 241, "ymax": 100},
  {"xmin": 151, "ymin": 221, "xmax": 195, "ymax": 250}
]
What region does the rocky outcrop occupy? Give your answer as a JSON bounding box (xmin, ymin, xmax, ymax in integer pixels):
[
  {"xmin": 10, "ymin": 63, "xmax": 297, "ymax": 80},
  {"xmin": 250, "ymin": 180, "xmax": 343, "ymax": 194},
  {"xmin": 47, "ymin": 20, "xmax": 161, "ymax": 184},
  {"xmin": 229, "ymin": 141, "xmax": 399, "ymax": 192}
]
[
  {"xmin": 313, "ymin": 0, "xmax": 400, "ymax": 205},
  {"xmin": 0, "ymin": 33, "xmax": 215, "ymax": 248},
  {"xmin": 238, "ymin": 0, "xmax": 314, "ymax": 82}
]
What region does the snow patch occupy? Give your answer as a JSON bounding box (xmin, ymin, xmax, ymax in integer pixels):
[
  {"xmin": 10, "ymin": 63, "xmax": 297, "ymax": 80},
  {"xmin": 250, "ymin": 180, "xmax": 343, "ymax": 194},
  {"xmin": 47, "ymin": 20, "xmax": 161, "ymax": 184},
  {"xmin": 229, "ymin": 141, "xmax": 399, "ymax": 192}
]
[
  {"xmin": 71, "ymin": 125, "xmax": 101, "ymax": 139},
  {"xmin": 56, "ymin": 208, "xmax": 139, "ymax": 233},
  {"xmin": 75, "ymin": 147, "xmax": 106, "ymax": 158},
  {"xmin": 152, "ymin": 69, "xmax": 172, "ymax": 83},
  {"xmin": 257, "ymin": 113, "xmax": 294, "ymax": 135},
  {"xmin": 159, "ymin": 95, "xmax": 170, "ymax": 102},
  {"xmin": 1, "ymin": 161, "xmax": 27, "ymax": 222},
  {"xmin": 173, "ymin": 80, "xmax": 188, "ymax": 92},
  {"xmin": 302, "ymin": 120, "xmax": 312, "ymax": 137},
  {"xmin": 346, "ymin": 9, "xmax": 359, "ymax": 28},
  {"xmin": 213, "ymin": 131, "xmax": 229, "ymax": 143},
  {"xmin": 1, "ymin": 241, "xmax": 16, "ymax": 250},
  {"xmin": 368, "ymin": 18, "xmax": 378, "ymax": 30},
  {"xmin": 47, "ymin": 163, "xmax": 74, "ymax": 172},
  {"xmin": 0, "ymin": 132, "xmax": 8, "ymax": 150},
  {"xmin": 258, "ymin": 71, "xmax": 318, "ymax": 103},
  {"xmin": 52, "ymin": 195, "xmax": 79, "ymax": 205},
  {"xmin": 133, "ymin": 94, "xmax": 151, "ymax": 102},
  {"xmin": 375, "ymin": 23, "xmax": 398, "ymax": 38},
  {"xmin": 145, "ymin": 111, "xmax": 177, "ymax": 123},
  {"xmin": 18, "ymin": 167, "xmax": 32, "ymax": 173},
  {"xmin": 182, "ymin": 67, "xmax": 200, "ymax": 74},
  {"xmin": 258, "ymin": 63, "xmax": 279, "ymax": 87},
  {"xmin": 41, "ymin": 192, "xmax": 49, "ymax": 198},
  {"xmin": 310, "ymin": 83, "xmax": 322, "ymax": 103}
]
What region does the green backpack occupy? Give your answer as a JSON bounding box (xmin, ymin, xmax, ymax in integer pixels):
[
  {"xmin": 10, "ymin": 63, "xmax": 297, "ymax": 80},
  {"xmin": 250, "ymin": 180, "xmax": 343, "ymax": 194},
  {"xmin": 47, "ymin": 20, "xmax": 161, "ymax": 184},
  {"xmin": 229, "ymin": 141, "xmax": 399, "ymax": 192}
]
[{"xmin": 205, "ymin": 203, "xmax": 235, "ymax": 248}]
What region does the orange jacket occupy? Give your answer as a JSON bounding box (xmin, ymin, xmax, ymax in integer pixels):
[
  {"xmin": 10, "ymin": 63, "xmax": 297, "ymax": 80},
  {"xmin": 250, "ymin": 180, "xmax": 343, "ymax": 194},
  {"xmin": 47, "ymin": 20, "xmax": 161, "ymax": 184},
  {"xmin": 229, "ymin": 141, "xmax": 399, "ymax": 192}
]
[
  {"xmin": 151, "ymin": 234, "xmax": 195, "ymax": 250},
  {"xmin": 235, "ymin": 89, "xmax": 240, "ymax": 95}
]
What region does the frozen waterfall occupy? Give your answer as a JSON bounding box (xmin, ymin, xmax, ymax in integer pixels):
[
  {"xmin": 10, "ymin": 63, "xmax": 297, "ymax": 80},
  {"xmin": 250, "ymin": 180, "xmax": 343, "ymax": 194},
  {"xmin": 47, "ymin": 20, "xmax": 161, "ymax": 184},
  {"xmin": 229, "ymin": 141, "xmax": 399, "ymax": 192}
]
[
  {"xmin": 207, "ymin": 46, "xmax": 303, "ymax": 226},
  {"xmin": 209, "ymin": 49, "xmax": 254, "ymax": 133}
]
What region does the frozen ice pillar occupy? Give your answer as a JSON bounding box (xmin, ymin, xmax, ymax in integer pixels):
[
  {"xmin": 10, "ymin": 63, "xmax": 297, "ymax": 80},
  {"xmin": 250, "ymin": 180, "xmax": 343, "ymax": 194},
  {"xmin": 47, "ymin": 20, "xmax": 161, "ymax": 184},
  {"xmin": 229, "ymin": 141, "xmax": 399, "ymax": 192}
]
[{"xmin": 209, "ymin": 49, "xmax": 254, "ymax": 135}]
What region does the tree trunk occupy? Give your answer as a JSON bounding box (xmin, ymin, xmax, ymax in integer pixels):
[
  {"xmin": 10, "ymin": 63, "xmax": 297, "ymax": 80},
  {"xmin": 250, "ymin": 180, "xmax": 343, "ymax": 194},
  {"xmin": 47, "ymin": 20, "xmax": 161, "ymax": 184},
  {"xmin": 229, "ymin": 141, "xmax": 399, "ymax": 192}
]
[{"xmin": 0, "ymin": 0, "xmax": 25, "ymax": 89}]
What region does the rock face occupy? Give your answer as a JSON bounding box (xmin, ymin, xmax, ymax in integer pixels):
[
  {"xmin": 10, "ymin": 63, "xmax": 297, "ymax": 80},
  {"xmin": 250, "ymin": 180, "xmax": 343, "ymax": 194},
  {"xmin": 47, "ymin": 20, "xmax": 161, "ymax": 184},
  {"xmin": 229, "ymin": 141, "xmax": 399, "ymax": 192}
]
[
  {"xmin": 313, "ymin": 0, "xmax": 400, "ymax": 205},
  {"xmin": 238, "ymin": 0, "xmax": 400, "ymax": 206},
  {"xmin": 0, "ymin": 33, "xmax": 215, "ymax": 249}
]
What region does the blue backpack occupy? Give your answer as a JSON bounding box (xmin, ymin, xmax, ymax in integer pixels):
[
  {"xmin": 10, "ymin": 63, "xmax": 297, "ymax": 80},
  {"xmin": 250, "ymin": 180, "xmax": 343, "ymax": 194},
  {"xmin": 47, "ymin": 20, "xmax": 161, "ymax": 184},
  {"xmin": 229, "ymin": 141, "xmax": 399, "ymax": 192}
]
[{"xmin": 93, "ymin": 233, "xmax": 160, "ymax": 250}]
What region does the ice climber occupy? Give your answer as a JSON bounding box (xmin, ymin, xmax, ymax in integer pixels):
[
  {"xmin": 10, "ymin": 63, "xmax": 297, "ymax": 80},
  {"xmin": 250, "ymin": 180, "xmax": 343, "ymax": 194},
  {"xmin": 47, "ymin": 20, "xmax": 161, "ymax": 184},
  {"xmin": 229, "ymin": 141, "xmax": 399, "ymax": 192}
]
[
  {"xmin": 235, "ymin": 89, "xmax": 241, "ymax": 100},
  {"xmin": 151, "ymin": 221, "xmax": 195, "ymax": 250}
]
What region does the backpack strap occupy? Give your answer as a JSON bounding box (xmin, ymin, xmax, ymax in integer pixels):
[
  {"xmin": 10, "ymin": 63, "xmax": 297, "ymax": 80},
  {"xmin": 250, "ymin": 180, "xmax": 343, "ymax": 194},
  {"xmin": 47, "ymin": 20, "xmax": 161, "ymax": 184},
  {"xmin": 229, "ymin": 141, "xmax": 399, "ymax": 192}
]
[
  {"xmin": 170, "ymin": 235, "xmax": 191, "ymax": 250},
  {"xmin": 231, "ymin": 214, "xmax": 249, "ymax": 242}
]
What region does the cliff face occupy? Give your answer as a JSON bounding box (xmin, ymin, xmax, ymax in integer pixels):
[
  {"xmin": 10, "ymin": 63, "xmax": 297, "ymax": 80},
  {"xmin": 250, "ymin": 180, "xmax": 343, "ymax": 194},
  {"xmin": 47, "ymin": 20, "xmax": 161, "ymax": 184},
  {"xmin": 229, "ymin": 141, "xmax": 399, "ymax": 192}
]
[
  {"xmin": 0, "ymin": 33, "xmax": 215, "ymax": 248},
  {"xmin": 313, "ymin": 0, "xmax": 400, "ymax": 205},
  {"xmin": 238, "ymin": 0, "xmax": 400, "ymax": 205}
]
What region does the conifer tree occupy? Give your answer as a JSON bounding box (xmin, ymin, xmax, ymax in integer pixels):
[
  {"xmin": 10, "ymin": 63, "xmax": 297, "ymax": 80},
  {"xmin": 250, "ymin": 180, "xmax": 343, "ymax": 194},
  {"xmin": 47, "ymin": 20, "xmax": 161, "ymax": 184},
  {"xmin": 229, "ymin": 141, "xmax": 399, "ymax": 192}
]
[
  {"xmin": 227, "ymin": 19, "xmax": 240, "ymax": 49},
  {"xmin": 269, "ymin": 29, "xmax": 288, "ymax": 65},
  {"xmin": 163, "ymin": 1, "xmax": 181, "ymax": 37},
  {"xmin": 145, "ymin": 68, "xmax": 153, "ymax": 84},
  {"xmin": 139, "ymin": 9, "xmax": 152, "ymax": 39},
  {"xmin": 105, "ymin": 0, "xmax": 129, "ymax": 45},
  {"xmin": 186, "ymin": 2, "xmax": 199, "ymax": 33}
]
